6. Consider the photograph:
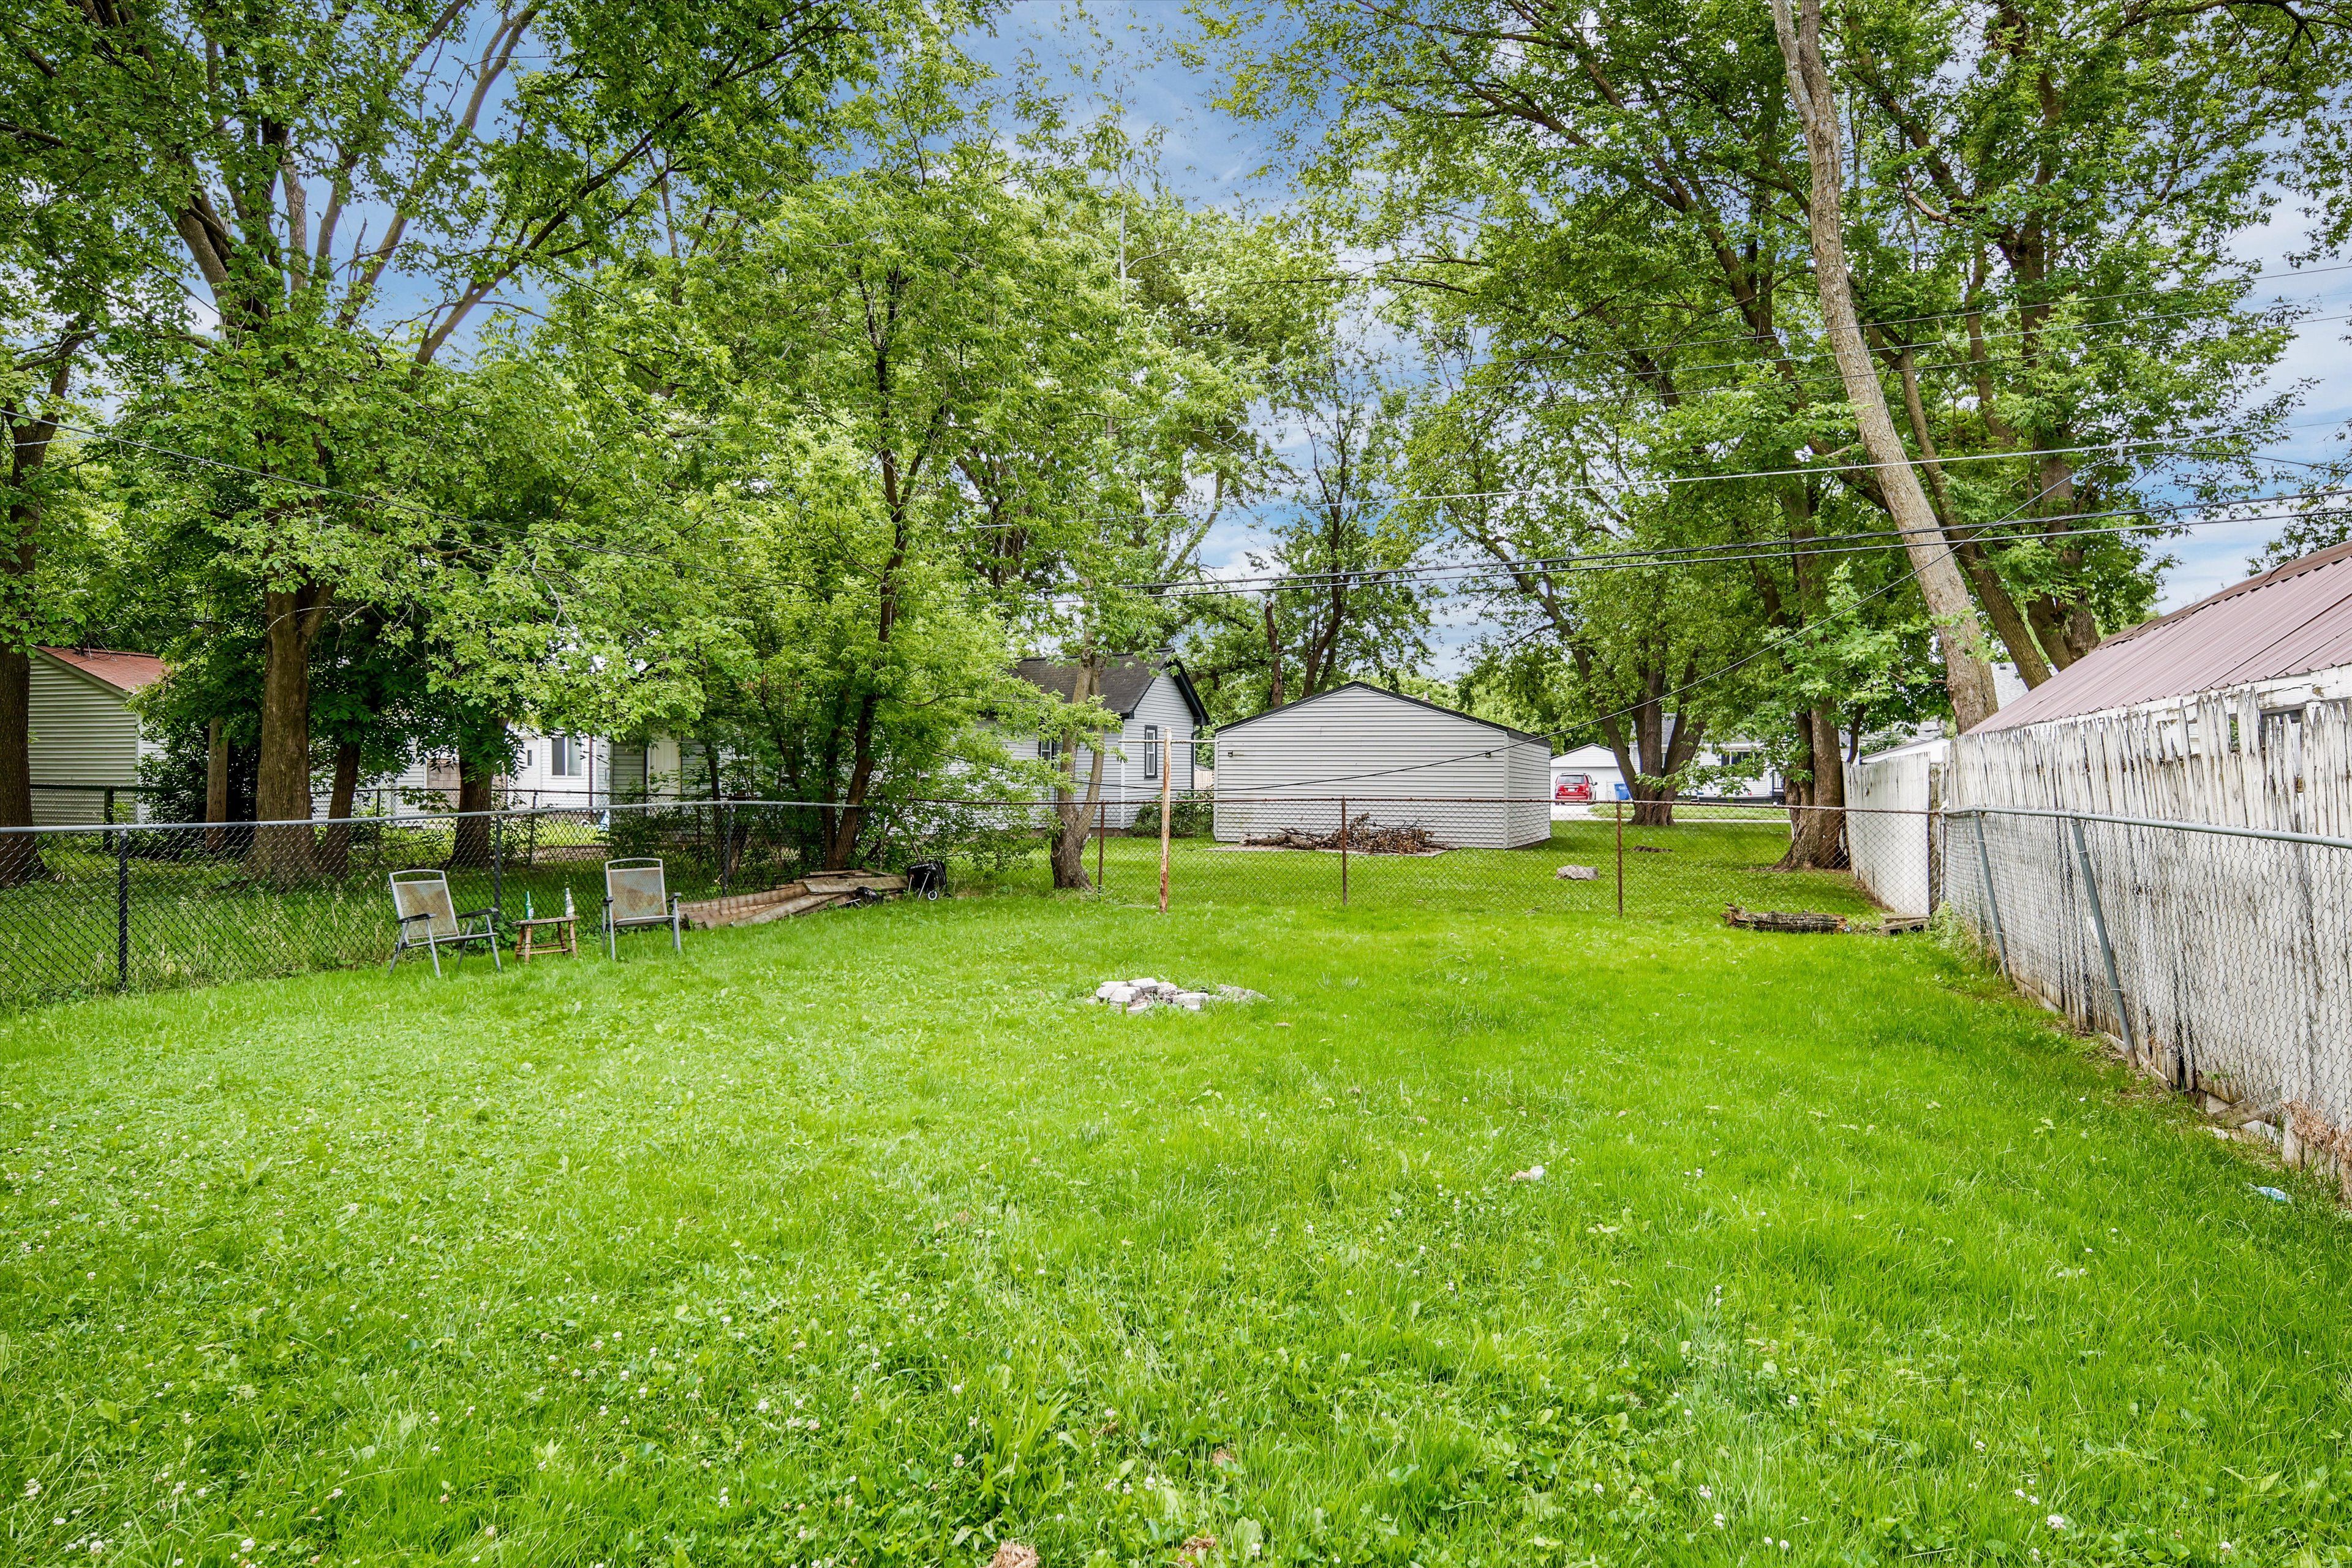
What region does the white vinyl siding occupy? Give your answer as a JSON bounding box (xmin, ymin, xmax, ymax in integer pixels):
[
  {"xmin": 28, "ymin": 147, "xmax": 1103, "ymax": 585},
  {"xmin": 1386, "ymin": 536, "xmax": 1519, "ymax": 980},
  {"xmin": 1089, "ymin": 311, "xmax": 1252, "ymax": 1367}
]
[
  {"xmin": 1212, "ymin": 684, "xmax": 1551, "ymax": 849},
  {"xmin": 1015, "ymin": 673, "xmax": 1200, "ymax": 829},
  {"xmin": 330, "ymin": 726, "xmax": 614, "ymax": 818},
  {"xmin": 1505, "ymin": 731, "xmax": 1553, "ymax": 846},
  {"xmin": 28, "ymin": 657, "xmax": 143, "ymax": 825}
]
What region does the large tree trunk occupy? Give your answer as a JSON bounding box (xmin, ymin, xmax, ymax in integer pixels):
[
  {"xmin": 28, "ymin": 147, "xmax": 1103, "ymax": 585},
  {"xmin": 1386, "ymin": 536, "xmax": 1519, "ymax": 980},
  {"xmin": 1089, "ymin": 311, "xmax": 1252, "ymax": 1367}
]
[
  {"xmin": 205, "ymin": 717, "xmax": 230, "ymax": 854},
  {"xmin": 450, "ymin": 718, "xmax": 505, "ymax": 869},
  {"xmin": 0, "ymin": 353, "xmax": 78, "ymax": 886},
  {"xmin": 0, "ymin": 646, "xmax": 36, "ymax": 886},
  {"xmin": 824, "ymin": 475, "xmax": 912, "ymax": 872},
  {"xmin": 1777, "ymin": 707, "xmax": 1849, "ymax": 870},
  {"xmin": 320, "ymin": 740, "xmax": 362, "ymax": 875},
  {"xmin": 1263, "ymin": 598, "xmax": 1286, "ymax": 709},
  {"xmin": 1774, "ymin": 0, "xmax": 2000, "ymax": 732},
  {"xmin": 1050, "ymin": 654, "xmax": 1106, "ymax": 891},
  {"xmin": 250, "ymin": 583, "xmax": 332, "ymax": 882},
  {"xmin": 1887, "ymin": 345, "xmax": 2052, "ymax": 688}
]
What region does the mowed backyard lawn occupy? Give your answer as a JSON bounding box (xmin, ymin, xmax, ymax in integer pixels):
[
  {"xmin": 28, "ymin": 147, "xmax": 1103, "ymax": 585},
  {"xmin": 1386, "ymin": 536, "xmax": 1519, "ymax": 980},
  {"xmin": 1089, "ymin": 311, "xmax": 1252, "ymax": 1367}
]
[{"xmin": 4, "ymin": 841, "xmax": 2350, "ymax": 1566}]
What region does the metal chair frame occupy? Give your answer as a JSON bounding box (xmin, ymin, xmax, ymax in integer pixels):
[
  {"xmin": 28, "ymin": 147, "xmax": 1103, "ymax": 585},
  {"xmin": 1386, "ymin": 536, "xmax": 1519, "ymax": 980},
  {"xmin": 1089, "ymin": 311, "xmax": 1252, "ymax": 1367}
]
[
  {"xmin": 603, "ymin": 856, "xmax": 684, "ymax": 959},
  {"xmin": 386, "ymin": 869, "xmax": 503, "ymax": 978}
]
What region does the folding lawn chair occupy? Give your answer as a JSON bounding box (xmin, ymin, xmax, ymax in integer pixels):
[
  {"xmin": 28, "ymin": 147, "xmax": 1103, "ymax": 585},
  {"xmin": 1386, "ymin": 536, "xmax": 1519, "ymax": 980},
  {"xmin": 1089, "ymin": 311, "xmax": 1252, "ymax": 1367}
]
[
  {"xmin": 603, "ymin": 856, "xmax": 684, "ymax": 959},
  {"xmin": 386, "ymin": 869, "xmax": 503, "ymax": 978}
]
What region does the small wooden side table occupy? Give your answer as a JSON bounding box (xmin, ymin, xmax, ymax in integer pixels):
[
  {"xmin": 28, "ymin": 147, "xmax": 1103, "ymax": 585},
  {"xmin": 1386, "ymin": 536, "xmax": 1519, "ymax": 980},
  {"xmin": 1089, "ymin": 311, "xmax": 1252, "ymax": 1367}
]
[{"xmin": 515, "ymin": 914, "xmax": 580, "ymax": 963}]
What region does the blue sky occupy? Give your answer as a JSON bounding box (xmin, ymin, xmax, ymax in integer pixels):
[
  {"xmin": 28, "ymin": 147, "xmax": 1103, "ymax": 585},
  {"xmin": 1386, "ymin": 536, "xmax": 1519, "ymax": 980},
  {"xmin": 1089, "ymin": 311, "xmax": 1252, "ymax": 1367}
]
[{"xmin": 968, "ymin": 1, "xmax": 2352, "ymax": 640}]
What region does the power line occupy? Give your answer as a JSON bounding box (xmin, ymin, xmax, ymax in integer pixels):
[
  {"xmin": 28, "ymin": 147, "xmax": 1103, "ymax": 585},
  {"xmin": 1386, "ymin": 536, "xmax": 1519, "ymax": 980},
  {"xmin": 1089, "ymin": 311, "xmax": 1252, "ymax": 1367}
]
[
  {"xmin": 1128, "ymin": 503, "xmax": 2352, "ymax": 601},
  {"xmin": 1126, "ymin": 490, "xmax": 2352, "ymax": 597},
  {"xmin": 1561, "ymin": 464, "xmax": 2102, "ymax": 734},
  {"xmin": 1470, "ymin": 302, "xmax": 2351, "ymax": 382},
  {"xmin": 1021, "ymin": 426, "xmax": 2342, "ymax": 534}
]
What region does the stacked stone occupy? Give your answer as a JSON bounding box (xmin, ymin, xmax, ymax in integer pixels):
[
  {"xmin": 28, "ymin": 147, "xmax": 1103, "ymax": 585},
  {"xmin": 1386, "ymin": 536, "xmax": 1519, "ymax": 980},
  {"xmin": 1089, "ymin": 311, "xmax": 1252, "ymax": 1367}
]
[{"xmin": 1088, "ymin": 978, "xmax": 1265, "ymax": 1014}]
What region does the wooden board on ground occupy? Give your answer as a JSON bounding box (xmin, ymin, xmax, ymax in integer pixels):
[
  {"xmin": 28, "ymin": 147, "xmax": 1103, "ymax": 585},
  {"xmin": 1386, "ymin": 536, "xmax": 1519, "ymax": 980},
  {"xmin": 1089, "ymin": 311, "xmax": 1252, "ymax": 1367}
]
[
  {"xmin": 1723, "ymin": 905, "xmax": 1854, "ymax": 934},
  {"xmin": 680, "ymin": 872, "xmax": 908, "ymax": 930}
]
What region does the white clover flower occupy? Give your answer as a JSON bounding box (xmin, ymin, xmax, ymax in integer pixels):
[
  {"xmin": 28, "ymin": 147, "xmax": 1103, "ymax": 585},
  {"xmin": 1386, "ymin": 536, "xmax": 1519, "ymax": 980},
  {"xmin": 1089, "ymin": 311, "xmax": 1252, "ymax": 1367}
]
[{"xmin": 2047, "ymin": 1515, "xmax": 2065, "ymax": 1529}]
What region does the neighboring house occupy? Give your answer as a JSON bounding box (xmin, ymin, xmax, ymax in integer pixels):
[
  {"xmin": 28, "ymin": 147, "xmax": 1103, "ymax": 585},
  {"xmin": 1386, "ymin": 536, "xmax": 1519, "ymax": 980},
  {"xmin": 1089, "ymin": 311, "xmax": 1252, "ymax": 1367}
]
[
  {"xmin": 1006, "ymin": 654, "xmax": 1208, "ymax": 827},
  {"xmin": 1948, "ymin": 542, "xmax": 2352, "ymax": 830},
  {"xmin": 357, "ymin": 726, "xmax": 616, "ymax": 817},
  {"xmin": 26, "ymin": 646, "xmax": 168, "ymax": 824},
  {"xmin": 1212, "ymin": 682, "xmax": 1552, "ymax": 850},
  {"xmin": 608, "ymin": 736, "xmax": 687, "ymax": 801},
  {"xmin": 1845, "ymin": 553, "xmax": 2352, "ymax": 913}
]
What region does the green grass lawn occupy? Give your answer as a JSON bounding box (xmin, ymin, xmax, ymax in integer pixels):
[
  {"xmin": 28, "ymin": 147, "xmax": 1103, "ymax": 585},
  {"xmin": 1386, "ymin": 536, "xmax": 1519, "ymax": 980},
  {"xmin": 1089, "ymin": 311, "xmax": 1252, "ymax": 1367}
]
[
  {"xmin": 0, "ymin": 815, "xmax": 1866, "ymax": 1012},
  {"xmin": 3, "ymin": 852, "xmax": 2346, "ymax": 1566}
]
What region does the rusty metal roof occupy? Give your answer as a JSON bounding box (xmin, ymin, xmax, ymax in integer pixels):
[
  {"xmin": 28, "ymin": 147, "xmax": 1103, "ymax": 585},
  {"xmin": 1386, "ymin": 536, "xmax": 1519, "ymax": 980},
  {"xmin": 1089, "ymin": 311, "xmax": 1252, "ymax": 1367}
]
[
  {"xmin": 36, "ymin": 646, "xmax": 167, "ymax": 695},
  {"xmin": 1968, "ymin": 541, "xmax": 2352, "ymax": 733}
]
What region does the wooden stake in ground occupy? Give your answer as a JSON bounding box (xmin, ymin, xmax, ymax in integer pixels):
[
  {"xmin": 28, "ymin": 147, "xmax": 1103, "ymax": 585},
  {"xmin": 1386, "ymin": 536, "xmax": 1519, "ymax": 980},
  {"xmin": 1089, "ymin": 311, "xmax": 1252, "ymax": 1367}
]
[
  {"xmin": 1158, "ymin": 731, "xmax": 1172, "ymax": 914},
  {"xmin": 1771, "ymin": 0, "xmax": 2000, "ymax": 733}
]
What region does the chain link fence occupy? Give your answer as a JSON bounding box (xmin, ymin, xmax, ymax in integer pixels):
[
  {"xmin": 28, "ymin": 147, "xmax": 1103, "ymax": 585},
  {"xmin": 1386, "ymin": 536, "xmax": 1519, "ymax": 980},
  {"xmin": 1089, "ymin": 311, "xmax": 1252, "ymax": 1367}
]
[
  {"xmin": 1945, "ymin": 806, "xmax": 2352, "ymax": 1187},
  {"xmin": 0, "ymin": 796, "xmax": 1937, "ymax": 1012}
]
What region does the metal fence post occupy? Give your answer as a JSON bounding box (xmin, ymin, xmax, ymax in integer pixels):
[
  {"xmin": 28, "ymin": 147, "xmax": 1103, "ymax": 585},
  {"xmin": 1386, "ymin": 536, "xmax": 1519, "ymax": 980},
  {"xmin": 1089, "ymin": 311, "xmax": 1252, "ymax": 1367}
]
[
  {"xmin": 1970, "ymin": 811, "xmax": 2011, "ymax": 976},
  {"xmin": 491, "ymin": 812, "xmax": 505, "ymax": 923},
  {"xmin": 1158, "ymin": 734, "xmax": 1172, "ymax": 913},
  {"xmin": 719, "ymin": 802, "xmax": 732, "ymax": 896},
  {"xmin": 1340, "ymin": 796, "xmax": 1349, "ymax": 907},
  {"xmin": 1615, "ymin": 797, "xmax": 1625, "ymax": 916},
  {"xmin": 1096, "ymin": 797, "xmax": 1105, "ymax": 889},
  {"xmin": 1926, "ymin": 762, "xmax": 1944, "ymax": 912},
  {"xmin": 2068, "ymin": 813, "xmax": 2141, "ymax": 1066},
  {"xmin": 115, "ymin": 828, "xmax": 130, "ymax": 993}
]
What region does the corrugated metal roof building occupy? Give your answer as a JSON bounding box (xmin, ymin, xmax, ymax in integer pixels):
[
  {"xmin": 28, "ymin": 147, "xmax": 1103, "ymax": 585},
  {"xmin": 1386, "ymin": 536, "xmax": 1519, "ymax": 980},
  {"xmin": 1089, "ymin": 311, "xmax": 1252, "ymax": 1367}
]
[
  {"xmin": 1969, "ymin": 542, "xmax": 2352, "ymax": 734},
  {"xmin": 1950, "ymin": 543, "xmax": 2352, "ymax": 826}
]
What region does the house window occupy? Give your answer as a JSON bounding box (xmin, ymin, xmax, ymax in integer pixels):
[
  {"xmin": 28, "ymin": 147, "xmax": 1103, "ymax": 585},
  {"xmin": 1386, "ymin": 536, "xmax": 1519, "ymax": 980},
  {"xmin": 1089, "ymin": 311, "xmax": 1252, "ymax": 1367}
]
[
  {"xmin": 1039, "ymin": 736, "xmax": 1061, "ymax": 761},
  {"xmin": 550, "ymin": 734, "xmax": 584, "ymax": 777},
  {"xmin": 1144, "ymin": 725, "xmax": 1159, "ymax": 777}
]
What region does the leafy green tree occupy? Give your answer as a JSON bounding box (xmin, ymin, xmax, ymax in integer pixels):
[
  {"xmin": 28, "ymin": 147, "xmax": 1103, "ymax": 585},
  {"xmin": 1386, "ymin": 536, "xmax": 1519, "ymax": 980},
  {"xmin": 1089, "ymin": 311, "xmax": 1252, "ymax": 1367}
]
[
  {"xmin": 1205, "ymin": 0, "xmax": 2339, "ymax": 845},
  {"xmin": 6, "ymin": 0, "xmax": 943, "ymax": 870},
  {"xmin": 527, "ymin": 103, "xmax": 1247, "ymax": 877}
]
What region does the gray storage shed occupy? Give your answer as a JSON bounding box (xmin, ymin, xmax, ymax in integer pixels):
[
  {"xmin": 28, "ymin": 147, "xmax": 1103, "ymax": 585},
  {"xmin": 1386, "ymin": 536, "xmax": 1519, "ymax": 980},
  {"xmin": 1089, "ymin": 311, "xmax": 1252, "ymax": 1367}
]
[{"xmin": 1212, "ymin": 682, "xmax": 1552, "ymax": 848}]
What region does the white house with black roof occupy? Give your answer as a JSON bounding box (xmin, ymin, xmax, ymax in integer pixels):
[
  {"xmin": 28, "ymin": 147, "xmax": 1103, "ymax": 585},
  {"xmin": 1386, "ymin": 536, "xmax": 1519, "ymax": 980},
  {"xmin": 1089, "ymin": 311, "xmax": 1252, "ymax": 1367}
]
[
  {"xmin": 1212, "ymin": 682, "xmax": 1553, "ymax": 849},
  {"xmin": 1005, "ymin": 653, "xmax": 1208, "ymax": 827}
]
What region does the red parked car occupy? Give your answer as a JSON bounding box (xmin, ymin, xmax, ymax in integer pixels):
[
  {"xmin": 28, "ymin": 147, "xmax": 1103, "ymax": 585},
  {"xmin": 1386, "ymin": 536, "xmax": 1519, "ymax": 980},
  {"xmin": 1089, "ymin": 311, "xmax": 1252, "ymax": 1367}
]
[{"xmin": 1555, "ymin": 774, "xmax": 1595, "ymax": 803}]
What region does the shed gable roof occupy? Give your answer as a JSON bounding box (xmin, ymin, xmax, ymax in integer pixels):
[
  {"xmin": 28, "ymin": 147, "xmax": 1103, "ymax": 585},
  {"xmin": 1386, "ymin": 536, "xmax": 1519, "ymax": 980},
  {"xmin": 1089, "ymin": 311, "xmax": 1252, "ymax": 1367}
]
[
  {"xmin": 35, "ymin": 646, "xmax": 167, "ymax": 697},
  {"xmin": 1967, "ymin": 541, "xmax": 2352, "ymax": 733},
  {"xmin": 1009, "ymin": 654, "xmax": 1208, "ymax": 726},
  {"xmin": 1215, "ymin": 681, "xmax": 1546, "ymax": 744}
]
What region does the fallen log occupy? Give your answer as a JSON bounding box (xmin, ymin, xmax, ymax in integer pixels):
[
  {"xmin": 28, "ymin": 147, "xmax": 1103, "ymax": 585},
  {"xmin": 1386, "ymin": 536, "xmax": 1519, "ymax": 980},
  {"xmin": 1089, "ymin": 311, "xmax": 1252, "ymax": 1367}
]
[{"xmin": 1723, "ymin": 905, "xmax": 1851, "ymax": 934}]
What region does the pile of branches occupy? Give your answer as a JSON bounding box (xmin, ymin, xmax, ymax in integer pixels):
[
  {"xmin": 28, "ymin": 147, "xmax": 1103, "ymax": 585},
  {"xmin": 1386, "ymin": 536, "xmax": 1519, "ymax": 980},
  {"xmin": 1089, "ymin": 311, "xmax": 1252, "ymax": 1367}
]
[{"xmin": 1245, "ymin": 815, "xmax": 1443, "ymax": 854}]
